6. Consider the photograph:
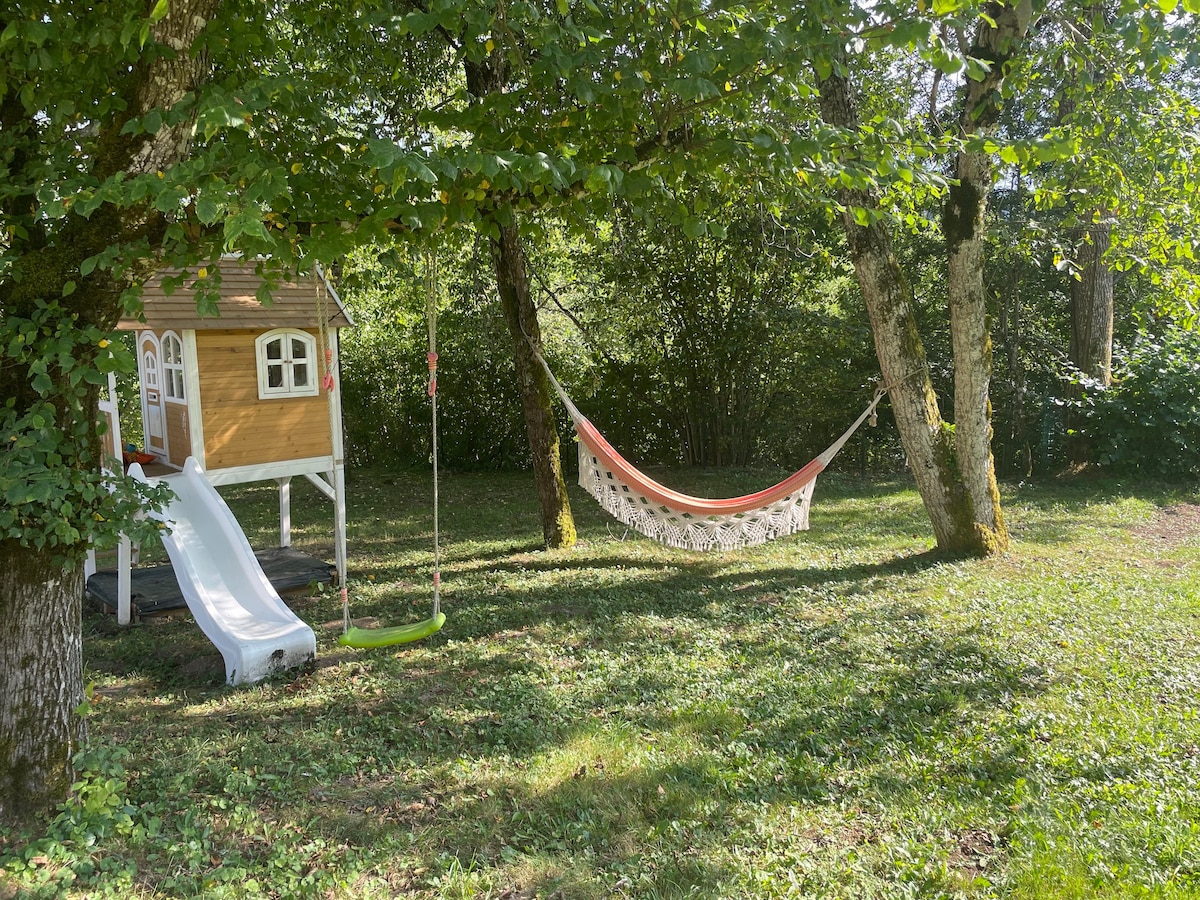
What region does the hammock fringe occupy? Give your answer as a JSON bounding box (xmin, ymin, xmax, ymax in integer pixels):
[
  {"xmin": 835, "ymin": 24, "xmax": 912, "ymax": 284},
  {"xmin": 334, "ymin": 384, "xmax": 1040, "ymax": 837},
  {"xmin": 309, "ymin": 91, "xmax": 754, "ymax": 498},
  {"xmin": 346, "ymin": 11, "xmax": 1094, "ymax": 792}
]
[{"xmin": 577, "ymin": 441, "xmax": 818, "ymax": 552}]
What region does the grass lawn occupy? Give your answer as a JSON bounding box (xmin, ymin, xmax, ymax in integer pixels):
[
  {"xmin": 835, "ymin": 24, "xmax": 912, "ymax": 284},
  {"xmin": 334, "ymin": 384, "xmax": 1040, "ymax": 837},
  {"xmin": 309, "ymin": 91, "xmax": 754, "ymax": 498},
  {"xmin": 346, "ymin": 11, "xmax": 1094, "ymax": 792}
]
[{"xmin": 2, "ymin": 466, "xmax": 1199, "ymax": 899}]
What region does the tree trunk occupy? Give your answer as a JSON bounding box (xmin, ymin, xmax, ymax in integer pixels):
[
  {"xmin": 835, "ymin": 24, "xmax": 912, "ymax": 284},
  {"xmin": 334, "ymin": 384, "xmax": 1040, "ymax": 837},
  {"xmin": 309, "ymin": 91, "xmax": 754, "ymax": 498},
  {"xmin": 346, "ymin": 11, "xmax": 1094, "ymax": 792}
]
[
  {"xmin": 1065, "ymin": 222, "xmax": 1114, "ymax": 464},
  {"xmin": 487, "ymin": 216, "xmax": 578, "ymax": 549},
  {"xmin": 940, "ymin": 0, "xmax": 1032, "ymax": 548},
  {"xmin": 0, "ymin": 547, "xmax": 87, "ymax": 825},
  {"xmin": 1057, "ymin": 6, "xmax": 1115, "ymax": 467},
  {"xmin": 0, "ymin": 0, "xmax": 219, "ymax": 825},
  {"xmin": 818, "ymin": 67, "xmax": 979, "ymax": 551},
  {"xmin": 815, "ymin": 2, "xmax": 1032, "ymax": 555}
]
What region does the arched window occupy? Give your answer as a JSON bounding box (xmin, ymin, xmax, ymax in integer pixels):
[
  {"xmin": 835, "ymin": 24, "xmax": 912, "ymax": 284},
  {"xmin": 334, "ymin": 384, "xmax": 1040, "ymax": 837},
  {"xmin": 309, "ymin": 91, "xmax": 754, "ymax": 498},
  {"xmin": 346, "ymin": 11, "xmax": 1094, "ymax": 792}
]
[
  {"xmin": 162, "ymin": 331, "xmax": 185, "ymax": 402},
  {"xmin": 255, "ymin": 329, "xmax": 319, "ymax": 399}
]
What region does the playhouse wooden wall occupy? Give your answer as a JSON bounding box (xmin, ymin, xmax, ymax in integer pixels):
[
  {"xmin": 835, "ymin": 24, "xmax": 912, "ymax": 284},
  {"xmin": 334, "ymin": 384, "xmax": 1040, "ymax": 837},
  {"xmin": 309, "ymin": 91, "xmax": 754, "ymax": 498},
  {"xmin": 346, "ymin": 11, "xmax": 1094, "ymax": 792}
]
[{"xmin": 196, "ymin": 329, "xmax": 332, "ymax": 470}]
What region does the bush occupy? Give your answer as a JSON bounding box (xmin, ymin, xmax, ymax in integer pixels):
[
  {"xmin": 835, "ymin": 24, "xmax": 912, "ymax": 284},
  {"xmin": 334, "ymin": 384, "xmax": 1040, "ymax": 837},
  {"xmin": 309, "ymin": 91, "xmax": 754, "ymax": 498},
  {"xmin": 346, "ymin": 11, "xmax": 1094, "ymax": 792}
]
[
  {"xmin": 337, "ymin": 243, "xmax": 532, "ymax": 472},
  {"xmin": 1083, "ymin": 327, "xmax": 1200, "ymax": 478}
]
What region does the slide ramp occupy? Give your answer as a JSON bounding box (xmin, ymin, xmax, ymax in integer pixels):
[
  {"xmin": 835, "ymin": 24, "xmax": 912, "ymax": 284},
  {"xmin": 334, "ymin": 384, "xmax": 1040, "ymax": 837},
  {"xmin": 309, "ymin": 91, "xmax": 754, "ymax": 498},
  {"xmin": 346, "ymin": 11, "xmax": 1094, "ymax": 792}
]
[{"xmin": 131, "ymin": 458, "xmax": 316, "ymax": 685}]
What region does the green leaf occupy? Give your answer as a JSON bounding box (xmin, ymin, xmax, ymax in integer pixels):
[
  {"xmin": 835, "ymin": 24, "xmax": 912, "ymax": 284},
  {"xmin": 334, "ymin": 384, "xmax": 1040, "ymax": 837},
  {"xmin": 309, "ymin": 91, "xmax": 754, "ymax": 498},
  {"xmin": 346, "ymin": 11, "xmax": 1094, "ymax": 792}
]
[
  {"xmin": 583, "ymin": 167, "xmax": 612, "ymax": 194},
  {"xmin": 62, "ymin": 281, "xmax": 77, "ymax": 297},
  {"xmin": 195, "ymin": 196, "xmax": 220, "ymax": 225},
  {"xmin": 149, "ymin": 0, "xmax": 170, "ymax": 23}
]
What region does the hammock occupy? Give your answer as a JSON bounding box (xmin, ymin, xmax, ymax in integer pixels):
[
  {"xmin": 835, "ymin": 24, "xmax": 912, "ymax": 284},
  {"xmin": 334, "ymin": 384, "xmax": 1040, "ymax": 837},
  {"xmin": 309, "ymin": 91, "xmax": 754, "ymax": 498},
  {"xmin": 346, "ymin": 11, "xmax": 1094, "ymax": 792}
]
[{"xmin": 535, "ymin": 352, "xmax": 886, "ymax": 552}]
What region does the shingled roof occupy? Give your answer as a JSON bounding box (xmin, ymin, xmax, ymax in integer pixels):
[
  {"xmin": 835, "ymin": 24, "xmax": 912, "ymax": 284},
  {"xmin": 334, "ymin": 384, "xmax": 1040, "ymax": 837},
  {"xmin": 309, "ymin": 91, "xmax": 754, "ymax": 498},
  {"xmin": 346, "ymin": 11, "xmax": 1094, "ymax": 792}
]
[{"xmin": 118, "ymin": 259, "xmax": 353, "ymax": 331}]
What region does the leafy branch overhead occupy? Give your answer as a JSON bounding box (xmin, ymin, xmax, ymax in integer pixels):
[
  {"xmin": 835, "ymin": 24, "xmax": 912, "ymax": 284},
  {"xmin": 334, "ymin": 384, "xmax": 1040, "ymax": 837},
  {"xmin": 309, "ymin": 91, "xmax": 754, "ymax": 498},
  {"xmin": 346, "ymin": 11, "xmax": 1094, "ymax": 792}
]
[{"xmin": 159, "ymin": 0, "xmax": 1024, "ymax": 258}]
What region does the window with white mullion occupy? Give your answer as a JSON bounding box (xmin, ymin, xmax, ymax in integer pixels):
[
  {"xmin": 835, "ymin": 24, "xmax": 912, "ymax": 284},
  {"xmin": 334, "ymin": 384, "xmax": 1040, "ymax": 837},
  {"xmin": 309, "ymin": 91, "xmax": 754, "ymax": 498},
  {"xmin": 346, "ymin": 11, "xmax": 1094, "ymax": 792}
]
[
  {"xmin": 162, "ymin": 331, "xmax": 186, "ymax": 402},
  {"xmin": 255, "ymin": 329, "xmax": 319, "ymax": 399}
]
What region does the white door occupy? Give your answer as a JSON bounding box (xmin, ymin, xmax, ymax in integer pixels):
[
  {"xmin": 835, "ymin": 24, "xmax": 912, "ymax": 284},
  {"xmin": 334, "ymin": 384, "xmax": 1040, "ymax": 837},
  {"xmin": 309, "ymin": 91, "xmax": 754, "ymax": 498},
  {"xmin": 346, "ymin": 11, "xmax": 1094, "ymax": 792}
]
[{"xmin": 138, "ymin": 331, "xmax": 168, "ymax": 459}]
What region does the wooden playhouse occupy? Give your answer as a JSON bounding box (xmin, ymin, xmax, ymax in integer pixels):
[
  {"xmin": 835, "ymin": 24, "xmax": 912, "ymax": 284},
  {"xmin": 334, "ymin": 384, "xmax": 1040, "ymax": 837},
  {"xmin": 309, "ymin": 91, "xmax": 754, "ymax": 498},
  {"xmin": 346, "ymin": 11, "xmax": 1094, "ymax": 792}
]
[{"xmin": 95, "ymin": 259, "xmax": 354, "ymax": 621}]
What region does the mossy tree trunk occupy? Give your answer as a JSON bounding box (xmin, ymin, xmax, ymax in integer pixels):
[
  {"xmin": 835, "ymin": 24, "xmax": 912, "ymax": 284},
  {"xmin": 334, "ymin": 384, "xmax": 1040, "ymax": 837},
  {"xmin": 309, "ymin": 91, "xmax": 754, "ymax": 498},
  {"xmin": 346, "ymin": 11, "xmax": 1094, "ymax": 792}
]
[
  {"xmin": 817, "ymin": 67, "xmax": 977, "ymax": 552},
  {"xmin": 464, "ymin": 56, "xmax": 576, "ymax": 549},
  {"xmin": 817, "ymin": 1, "xmax": 1031, "ymax": 556},
  {"xmin": 940, "ymin": 0, "xmax": 1033, "ymax": 552},
  {"xmin": 0, "ymin": 0, "xmax": 219, "ymax": 826},
  {"xmin": 486, "ymin": 214, "xmax": 578, "ymax": 550}
]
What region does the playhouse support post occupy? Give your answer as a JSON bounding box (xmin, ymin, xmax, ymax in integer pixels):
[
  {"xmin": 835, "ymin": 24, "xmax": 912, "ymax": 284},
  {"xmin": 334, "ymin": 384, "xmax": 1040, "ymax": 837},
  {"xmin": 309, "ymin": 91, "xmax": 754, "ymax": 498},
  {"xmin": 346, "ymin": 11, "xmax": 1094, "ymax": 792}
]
[
  {"xmin": 278, "ymin": 476, "xmax": 292, "ymax": 548},
  {"xmin": 332, "ymin": 464, "xmax": 347, "ymax": 588},
  {"xmin": 116, "ymin": 536, "xmax": 132, "ymax": 626}
]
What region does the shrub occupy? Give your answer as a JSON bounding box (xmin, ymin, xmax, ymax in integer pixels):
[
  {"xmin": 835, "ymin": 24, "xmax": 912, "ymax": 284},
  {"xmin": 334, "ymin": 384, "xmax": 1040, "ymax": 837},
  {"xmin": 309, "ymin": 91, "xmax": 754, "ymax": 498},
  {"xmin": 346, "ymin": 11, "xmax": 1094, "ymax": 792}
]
[{"xmin": 1083, "ymin": 327, "xmax": 1200, "ymax": 478}]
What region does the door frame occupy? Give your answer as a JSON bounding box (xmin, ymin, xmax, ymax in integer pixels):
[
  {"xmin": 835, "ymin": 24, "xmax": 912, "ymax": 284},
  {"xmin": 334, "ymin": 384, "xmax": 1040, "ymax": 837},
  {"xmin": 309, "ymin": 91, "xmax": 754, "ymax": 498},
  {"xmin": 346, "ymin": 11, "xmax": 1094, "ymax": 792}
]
[{"xmin": 138, "ymin": 330, "xmax": 169, "ymax": 460}]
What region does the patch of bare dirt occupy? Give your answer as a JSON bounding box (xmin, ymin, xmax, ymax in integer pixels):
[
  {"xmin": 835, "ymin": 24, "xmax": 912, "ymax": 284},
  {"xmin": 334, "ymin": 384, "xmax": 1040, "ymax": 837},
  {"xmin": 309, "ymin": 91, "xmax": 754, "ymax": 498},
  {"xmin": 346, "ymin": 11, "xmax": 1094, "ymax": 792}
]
[
  {"xmin": 949, "ymin": 828, "xmax": 998, "ymax": 881},
  {"xmin": 1130, "ymin": 503, "xmax": 1200, "ymax": 548}
]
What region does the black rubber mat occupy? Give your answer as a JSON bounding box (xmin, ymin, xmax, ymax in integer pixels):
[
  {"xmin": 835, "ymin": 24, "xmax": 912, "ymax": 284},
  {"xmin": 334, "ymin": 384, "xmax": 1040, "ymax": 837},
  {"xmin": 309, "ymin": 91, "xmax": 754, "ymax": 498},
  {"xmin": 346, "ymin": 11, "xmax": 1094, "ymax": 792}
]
[{"xmin": 86, "ymin": 547, "xmax": 335, "ymax": 617}]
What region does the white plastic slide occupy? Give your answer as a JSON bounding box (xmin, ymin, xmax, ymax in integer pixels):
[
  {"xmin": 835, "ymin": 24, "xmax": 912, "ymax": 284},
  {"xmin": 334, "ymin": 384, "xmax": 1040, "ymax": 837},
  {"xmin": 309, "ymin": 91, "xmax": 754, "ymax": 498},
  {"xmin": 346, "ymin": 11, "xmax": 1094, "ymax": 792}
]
[{"xmin": 129, "ymin": 457, "xmax": 316, "ymax": 685}]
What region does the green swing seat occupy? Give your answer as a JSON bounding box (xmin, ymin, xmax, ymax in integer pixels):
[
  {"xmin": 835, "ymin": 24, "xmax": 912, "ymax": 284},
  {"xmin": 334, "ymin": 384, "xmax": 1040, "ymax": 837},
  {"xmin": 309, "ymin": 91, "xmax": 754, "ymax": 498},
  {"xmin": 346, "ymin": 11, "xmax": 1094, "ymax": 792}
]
[{"xmin": 338, "ymin": 612, "xmax": 446, "ymax": 649}]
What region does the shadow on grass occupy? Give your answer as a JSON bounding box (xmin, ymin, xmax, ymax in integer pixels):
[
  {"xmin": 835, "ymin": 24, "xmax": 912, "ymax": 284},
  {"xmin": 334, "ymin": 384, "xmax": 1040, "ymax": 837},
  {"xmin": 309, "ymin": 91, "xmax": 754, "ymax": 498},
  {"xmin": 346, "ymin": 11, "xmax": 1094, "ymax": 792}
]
[
  {"xmin": 82, "ymin": 529, "xmax": 1046, "ymax": 892},
  {"xmin": 83, "ymin": 466, "xmax": 1165, "ymax": 896}
]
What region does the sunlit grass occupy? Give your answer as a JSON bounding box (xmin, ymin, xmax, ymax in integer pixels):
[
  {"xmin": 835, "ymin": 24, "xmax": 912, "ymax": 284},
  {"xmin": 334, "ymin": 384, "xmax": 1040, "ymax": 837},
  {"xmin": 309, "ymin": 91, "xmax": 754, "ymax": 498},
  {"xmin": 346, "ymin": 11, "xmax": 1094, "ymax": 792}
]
[{"xmin": 2, "ymin": 468, "xmax": 1199, "ymax": 898}]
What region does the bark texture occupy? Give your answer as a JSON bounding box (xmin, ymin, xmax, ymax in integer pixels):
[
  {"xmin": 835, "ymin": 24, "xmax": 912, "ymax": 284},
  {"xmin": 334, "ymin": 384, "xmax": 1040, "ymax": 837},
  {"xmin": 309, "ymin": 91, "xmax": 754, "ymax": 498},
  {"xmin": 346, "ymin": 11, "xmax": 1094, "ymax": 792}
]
[
  {"xmin": 818, "ymin": 68, "xmax": 976, "ymax": 551},
  {"xmin": 488, "ymin": 217, "xmax": 578, "ymax": 549},
  {"xmin": 1068, "ymin": 224, "xmax": 1115, "ymax": 378},
  {"xmin": 941, "ymin": 0, "xmax": 1032, "ymax": 551},
  {"xmin": 0, "ymin": 555, "xmax": 86, "ymax": 824},
  {"xmin": 465, "ymin": 56, "xmax": 576, "ymax": 549},
  {"xmin": 0, "ymin": 0, "xmax": 219, "ymax": 826},
  {"xmin": 1065, "ymin": 222, "xmax": 1115, "ymax": 463},
  {"xmin": 817, "ymin": 1, "xmax": 1031, "ymax": 555}
]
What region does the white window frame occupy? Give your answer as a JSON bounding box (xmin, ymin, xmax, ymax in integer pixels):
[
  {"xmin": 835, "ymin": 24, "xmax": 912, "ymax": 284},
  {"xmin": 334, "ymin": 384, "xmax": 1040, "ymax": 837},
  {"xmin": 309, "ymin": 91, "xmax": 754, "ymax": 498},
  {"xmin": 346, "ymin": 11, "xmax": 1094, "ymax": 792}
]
[
  {"xmin": 255, "ymin": 328, "xmax": 319, "ymax": 399},
  {"xmin": 161, "ymin": 330, "xmax": 186, "ymax": 403}
]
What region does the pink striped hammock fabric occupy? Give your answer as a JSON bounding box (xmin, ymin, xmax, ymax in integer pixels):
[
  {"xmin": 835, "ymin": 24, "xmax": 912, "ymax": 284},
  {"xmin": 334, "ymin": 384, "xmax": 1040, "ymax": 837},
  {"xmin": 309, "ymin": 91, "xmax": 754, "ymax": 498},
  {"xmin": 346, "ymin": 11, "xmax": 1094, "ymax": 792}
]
[{"xmin": 537, "ymin": 353, "xmax": 885, "ymax": 551}]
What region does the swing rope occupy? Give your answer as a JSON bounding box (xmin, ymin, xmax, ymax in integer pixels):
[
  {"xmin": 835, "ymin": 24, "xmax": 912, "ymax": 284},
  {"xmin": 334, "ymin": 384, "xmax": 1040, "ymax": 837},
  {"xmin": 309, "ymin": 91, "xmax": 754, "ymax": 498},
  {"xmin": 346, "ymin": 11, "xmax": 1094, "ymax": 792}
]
[
  {"xmin": 311, "ymin": 266, "xmax": 353, "ymax": 630},
  {"xmin": 337, "ymin": 250, "xmax": 446, "ymax": 649},
  {"xmin": 426, "ymin": 252, "xmax": 441, "ymax": 622}
]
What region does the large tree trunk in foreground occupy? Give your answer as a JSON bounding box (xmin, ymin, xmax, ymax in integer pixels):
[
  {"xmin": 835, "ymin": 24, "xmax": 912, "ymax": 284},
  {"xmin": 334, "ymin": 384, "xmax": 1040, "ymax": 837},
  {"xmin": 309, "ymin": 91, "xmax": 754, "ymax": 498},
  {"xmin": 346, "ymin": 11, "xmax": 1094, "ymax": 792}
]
[
  {"xmin": 0, "ymin": 554, "xmax": 86, "ymax": 823},
  {"xmin": 463, "ymin": 56, "xmax": 575, "ymax": 550},
  {"xmin": 1065, "ymin": 222, "xmax": 1114, "ymax": 464},
  {"xmin": 940, "ymin": 0, "xmax": 1033, "ymax": 551},
  {"xmin": 0, "ymin": 0, "xmax": 219, "ymax": 825},
  {"xmin": 486, "ymin": 215, "xmax": 578, "ymax": 549},
  {"xmin": 816, "ymin": 1, "xmax": 1030, "ymax": 555}
]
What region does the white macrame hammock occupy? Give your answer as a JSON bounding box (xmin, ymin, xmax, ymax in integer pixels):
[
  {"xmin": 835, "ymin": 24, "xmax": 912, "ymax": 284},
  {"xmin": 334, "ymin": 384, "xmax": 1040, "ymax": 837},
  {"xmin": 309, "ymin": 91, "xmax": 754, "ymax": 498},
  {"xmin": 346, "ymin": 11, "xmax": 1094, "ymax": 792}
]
[{"xmin": 534, "ymin": 351, "xmax": 887, "ymax": 552}]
